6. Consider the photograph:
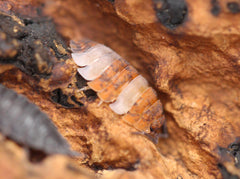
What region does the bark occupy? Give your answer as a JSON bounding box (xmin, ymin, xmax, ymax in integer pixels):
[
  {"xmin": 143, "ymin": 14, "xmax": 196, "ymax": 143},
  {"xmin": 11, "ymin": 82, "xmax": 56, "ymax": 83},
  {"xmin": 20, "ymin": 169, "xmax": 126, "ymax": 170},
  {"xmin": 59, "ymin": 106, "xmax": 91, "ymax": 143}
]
[{"xmin": 1, "ymin": 0, "xmax": 240, "ymax": 178}]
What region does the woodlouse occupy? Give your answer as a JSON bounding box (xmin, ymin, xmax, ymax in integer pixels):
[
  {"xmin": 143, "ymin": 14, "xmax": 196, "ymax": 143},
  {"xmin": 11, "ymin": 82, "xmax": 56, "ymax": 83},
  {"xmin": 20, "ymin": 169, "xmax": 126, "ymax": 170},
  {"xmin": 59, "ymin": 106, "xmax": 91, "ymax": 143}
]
[
  {"xmin": 0, "ymin": 84, "xmax": 78, "ymax": 156},
  {"xmin": 70, "ymin": 40, "xmax": 166, "ymax": 139}
]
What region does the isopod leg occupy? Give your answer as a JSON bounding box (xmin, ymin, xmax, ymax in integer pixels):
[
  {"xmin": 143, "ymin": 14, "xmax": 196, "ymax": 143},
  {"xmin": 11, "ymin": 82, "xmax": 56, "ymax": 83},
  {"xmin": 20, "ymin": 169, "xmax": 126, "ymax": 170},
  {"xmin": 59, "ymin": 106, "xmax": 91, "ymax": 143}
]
[
  {"xmin": 80, "ymin": 86, "xmax": 91, "ymax": 91},
  {"xmin": 98, "ymin": 100, "xmax": 103, "ymax": 106},
  {"xmin": 151, "ymin": 120, "xmax": 168, "ymax": 143},
  {"xmin": 131, "ymin": 120, "xmax": 168, "ymax": 144},
  {"xmin": 161, "ymin": 120, "xmax": 168, "ymax": 138}
]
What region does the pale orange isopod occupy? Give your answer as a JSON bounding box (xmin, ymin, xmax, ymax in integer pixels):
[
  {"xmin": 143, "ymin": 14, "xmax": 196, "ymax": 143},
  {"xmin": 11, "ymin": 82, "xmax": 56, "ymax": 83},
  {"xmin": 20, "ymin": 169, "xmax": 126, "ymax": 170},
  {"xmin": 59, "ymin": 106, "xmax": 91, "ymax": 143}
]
[{"xmin": 70, "ymin": 40, "xmax": 166, "ymax": 139}]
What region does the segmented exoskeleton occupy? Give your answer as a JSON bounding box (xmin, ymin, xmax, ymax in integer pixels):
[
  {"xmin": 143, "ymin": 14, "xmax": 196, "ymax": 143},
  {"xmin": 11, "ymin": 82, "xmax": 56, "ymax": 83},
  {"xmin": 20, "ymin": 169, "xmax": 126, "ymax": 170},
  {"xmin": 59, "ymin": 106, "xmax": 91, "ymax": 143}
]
[{"xmin": 70, "ymin": 40, "xmax": 166, "ymax": 141}]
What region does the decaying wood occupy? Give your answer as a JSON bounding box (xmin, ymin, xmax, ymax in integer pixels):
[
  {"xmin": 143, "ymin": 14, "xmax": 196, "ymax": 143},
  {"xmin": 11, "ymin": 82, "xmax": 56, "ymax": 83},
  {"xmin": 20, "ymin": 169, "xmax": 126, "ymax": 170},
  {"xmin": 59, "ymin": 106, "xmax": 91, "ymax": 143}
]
[{"xmin": 1, "ymin": 0, "xmax": 240, "ymax": 178}]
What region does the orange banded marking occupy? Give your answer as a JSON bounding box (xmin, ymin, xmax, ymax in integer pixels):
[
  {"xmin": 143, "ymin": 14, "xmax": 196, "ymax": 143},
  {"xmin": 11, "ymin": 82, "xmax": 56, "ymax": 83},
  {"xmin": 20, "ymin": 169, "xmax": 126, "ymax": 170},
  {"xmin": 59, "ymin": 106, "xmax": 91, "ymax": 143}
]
[
  {"xmin": 88, "ymin": 58, "xmax": 128, "ymax": 92},
  {"xmin": 134, "ymin": 100, "xmax": 163, "ymax": 133},
  {"xmin": 98, "ymin": 65, "xmax": 138, "ymax": 102},
  {"xmin": 122, "ymin": 87, "xmax": 158, "ymax": 125}
]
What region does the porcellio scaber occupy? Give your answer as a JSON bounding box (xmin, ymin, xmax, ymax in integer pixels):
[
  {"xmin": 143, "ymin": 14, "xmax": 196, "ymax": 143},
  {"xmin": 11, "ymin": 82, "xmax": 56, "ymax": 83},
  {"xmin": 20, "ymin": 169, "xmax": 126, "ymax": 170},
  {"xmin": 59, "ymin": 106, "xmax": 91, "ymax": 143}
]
[
  {"xmin": 0, "ymin": 84, "xmax": 77, "ymax": 156},
  {"xmin": 70, "ymin": 40, "xmax": 166, "ymax": 138}
]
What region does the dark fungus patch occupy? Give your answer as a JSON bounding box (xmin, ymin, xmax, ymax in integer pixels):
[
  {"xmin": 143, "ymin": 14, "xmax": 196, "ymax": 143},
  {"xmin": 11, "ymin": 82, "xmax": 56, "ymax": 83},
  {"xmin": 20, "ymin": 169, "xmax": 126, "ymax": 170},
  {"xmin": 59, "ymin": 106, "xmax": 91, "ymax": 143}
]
[
  {"xmin": 84, "ymin": 89, "xmax": 97, "ymax": 101},
  {"xmin": 153, "ymin": 0, "xmax": 188, "ymax": 29},
  {"xmin": 51, "ymin": 88, "xmax": 75, "ymax": 108},
  {"xmin": 75, "ymin": 73, "xmax": 97, "ymax": 101},
  {"xmin": 75, "ymin": 73, "xmax": 88, "ymax": 89},
  {"xmin": 70, "ymin": 95, "xmax": 84, "ymax": 107},
  {"xmin": 0, "ymin": 10, "xmax": 70, "ymax": 79},
  {"xmin": 211, "ymin": 0, "xmax": 221, "ymax": 16},
  {"xmin": 227, "ymin": 2, "xmax": 240, "ymax": 14}
]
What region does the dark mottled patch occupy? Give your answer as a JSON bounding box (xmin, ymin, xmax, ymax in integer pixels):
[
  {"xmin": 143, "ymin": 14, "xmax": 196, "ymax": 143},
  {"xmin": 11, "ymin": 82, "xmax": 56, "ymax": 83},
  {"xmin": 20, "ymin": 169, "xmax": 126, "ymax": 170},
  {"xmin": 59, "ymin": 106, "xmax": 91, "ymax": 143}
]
[
  {"xmin": 75, "ymin": 72, "xmax": 97, "ymax": 101},
  {"xmin": 107, "ymin": 0, "xmax": 115, "ymax": 3},
  {"xmin": 0, "ymin": 84, "xmax": 76, "ymax": 157},
  {"xmin": 75, "ymin": 73, "xmax": 88, "ymax": 89},
  {"xmin": 51, "ymin": 88, "xmax": 74, "ymax": 108},
  {"xmin": 89, "ymin": 163, "xmax": 105, "ymax": 171},
  {"xmin": 0, "ymin": 12, "xmax": 28, "ymax": 39},
  {"xmin": 153, "ymin": 0, "xmax": 188, "ymax": 29},
  {"xmin": 23, "ymin": 18, "xmax": 34, "ymax": 25},
  {"xmin": 0, "ymin": 31, "xmax": 21, "ymax": 60},
  {"xmin": 70, "ymin": 95, "xmax": 84, "ymax": 107},
  {"xmin": 0, "ymin": 11, "xmax": 70, "ymax": 78},
  {"xmin": 84, "ymin": 89, "xmax": 97, "ymax": 101},
  {"xmin": 90, "ymin": 159, "xmax": 139, "ymax": 172},
  {"xmin": 218, "ymin": 163, "xmax": 239, "ymax": 179},
  {"xmin": 227, "ymin": 2, "xmax": 240, "ymax": 14},
  {"xmin": 211, "ymin": 0, "xmax": 221, "ymax": 16}
]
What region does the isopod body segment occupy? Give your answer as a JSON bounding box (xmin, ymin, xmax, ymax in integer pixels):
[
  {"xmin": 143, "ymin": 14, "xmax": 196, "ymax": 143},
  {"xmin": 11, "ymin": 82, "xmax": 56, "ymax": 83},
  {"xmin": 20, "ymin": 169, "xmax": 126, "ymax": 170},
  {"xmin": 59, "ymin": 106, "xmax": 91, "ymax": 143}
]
[{"xmin": 70, "ymin": 40, "xmax": 165, "ymax": 134}]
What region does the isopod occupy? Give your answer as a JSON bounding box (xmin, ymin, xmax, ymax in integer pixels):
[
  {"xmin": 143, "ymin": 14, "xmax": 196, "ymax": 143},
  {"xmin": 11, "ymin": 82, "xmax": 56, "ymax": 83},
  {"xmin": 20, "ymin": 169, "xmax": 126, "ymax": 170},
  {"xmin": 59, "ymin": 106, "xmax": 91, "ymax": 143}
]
[
  {"xmin": 0, "ymin": 84, "xmax": 78, "ymax": 156},
  {"xmin": 70, "ymin": 40, "xmax": 166, "ymax": 138}
]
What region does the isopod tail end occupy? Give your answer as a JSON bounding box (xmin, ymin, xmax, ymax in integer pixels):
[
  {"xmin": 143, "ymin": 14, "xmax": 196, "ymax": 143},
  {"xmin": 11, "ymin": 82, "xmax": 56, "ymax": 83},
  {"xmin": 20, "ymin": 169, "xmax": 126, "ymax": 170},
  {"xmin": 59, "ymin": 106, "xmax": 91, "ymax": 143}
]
[
  {"xmin": 150, "ymin": 129, "xmax": 168, "ymax": 144},
  {"xmin": 132, "ymin": 116, "xmax": 168, "ymax": 144},
  {"xmin": 150, "ymin": 119, "xmax": 168, "ymax": 144}
]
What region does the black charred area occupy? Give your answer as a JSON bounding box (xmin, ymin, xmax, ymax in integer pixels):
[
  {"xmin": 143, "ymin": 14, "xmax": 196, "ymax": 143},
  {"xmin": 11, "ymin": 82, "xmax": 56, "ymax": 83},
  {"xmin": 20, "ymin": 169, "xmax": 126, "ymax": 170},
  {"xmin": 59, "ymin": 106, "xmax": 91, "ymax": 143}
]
[
  {"xmin": 84, "ymin": 90, "xmax": 97, "ymax": 101},
  {"xmin": 75, "ymin": 73, "xmax": 88, "ymax": 89},
  {"xmin": 49, "ymin": 72, "xmax": 96, "ymax": 108},
  {"xmin": 218, "ymin": 164, "xmax": 239, "ymax": 179},
  {"xmin": 70, "ymin": 95, "xmax": 84, "ymax": 107},
  {"xmin": 153, "ymin": 0, "xmax": 188, "ymax": 29},
  {"xmin": 75, "ymin": 73, "xmax": 97, "ymax": 101},
  {"xmin": 227, "ymin": 2, "xmax": 240, "ymax": 14},
  {"xmin": 51, "ymin": 88, "xmax": 75, "ymax": 108},
  {"xmin": 0, "ymin": 10, "xmax": 70, "ymax": 79},
  {"xmin": 211, "ymin": 0, "xmax": 221, "ymax": 16}
]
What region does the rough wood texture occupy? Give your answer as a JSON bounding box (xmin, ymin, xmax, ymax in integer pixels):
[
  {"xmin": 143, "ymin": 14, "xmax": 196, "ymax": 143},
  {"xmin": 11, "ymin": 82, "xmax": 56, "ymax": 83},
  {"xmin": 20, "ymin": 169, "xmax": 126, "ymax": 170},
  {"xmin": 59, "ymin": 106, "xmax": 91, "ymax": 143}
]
[{"xmin": 1, "ymin": 0, "xmax": 240, "ymax": 178}]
